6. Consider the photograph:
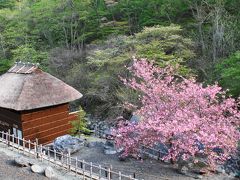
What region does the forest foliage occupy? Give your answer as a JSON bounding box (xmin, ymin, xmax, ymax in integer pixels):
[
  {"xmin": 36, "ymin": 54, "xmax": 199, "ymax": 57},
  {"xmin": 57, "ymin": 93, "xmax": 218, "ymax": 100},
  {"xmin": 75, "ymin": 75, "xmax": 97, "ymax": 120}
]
[{"xmin": 0, "ymin": 0, "xmax": 240, "ymax": 119}]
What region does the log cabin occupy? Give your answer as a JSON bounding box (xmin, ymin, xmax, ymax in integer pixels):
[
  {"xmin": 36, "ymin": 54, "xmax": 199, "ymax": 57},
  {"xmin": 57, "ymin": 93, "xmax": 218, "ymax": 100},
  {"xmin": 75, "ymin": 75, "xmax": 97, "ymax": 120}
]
[{"xmin": 0, "ymin": 62, "xmax": 82, "ymax": 144}]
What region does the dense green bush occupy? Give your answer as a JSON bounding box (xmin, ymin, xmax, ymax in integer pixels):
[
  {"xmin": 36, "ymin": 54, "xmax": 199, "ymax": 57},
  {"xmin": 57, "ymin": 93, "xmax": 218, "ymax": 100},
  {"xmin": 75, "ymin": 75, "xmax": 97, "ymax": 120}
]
[
  {"xmin": 71, "ymin": 107, "xmax": 91, "ymax": 136},
  {"xmin": 215, "ymin": 51, "xmax": 240, "ymax": 97}
]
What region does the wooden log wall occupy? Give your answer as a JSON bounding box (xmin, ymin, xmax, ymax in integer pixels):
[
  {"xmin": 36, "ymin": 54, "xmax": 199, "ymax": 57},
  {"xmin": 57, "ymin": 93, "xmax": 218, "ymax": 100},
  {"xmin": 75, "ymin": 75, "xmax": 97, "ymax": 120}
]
[
  {"xmin": 21, "ymin": 103, "xmax": 78, "ymax": 145},
  {"xmin": 0, "ymin": 108, "xmax": 22, "ymax": 132}
]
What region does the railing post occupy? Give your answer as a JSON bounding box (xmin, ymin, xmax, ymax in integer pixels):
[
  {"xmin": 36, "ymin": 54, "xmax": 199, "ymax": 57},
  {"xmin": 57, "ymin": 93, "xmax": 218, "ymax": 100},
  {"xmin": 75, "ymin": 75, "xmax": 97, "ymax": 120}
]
[
  {"xmin": 61, "ymin": 152, "xmax": 64, "ymax": 167},
  {"xmin": 40, "ymin": 144, "xmax": 43, "ymax": 161},
  {"xmin": 118, "ymin": 171, "xmax": 121, "ymax": 180},
  {"xmin": 23, "ymin": 138, "xmax": 25, "ymax": 154},
  {"xmin": 7, "ymin": 129, "xmax": 10, "ymax": 147},
  {"xmin": 75, "ymin": 157, "xmax": 78, "ymax": 176},
  {"xmin": 99, "ymin": 165, "xmax": 102, "ymax": 179},
  {"xmin": 68, "ymin": 151, "xmax": 71, "ymax": 171},
  {"xmin": 110, "ymin": 165, "xmax": 113, "ymax": 179},
  {"xmin": 17, "ymin": 135, "xmax": 20, "ymax": 152},
  {"xmin": 82, "ymin": 160, "xmax": 85, "ymax": 179},
  {"xmin": 28, "ymin": 140, "xmax": 31, "ymax": 153},
  {"xmin": 90, "ymin": 162, "xmax": 93, "ymax": 179},
  {"xmin": 108, "ymin": 167, "xmax": 111, "ymax": 180},
  {"xmin": 12, "ymin": 133, "xmax": 15, "ymax": 144},
  {"xmin": 54, "ymin": 149, "xmax": 57, "ymax": 166},
  {"xmin": 1, "ymin": 131, "xmax": 4, "ymax": 143},
  {"xmin": 47, "ymin": 147, "xmax": 50, "ymax": 163},
  {"xmin": 35, "ymin": 139, "xmax": 39, "ymax": 158},
  {"xmin": 34, "ymin": 142, "xmax": 37, "ymax": 158}
]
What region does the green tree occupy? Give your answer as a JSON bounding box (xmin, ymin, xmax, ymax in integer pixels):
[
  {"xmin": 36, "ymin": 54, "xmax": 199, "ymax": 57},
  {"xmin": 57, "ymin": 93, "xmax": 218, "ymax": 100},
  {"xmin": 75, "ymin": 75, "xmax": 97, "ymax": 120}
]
[
  {"xmin": 215, "ymin": 51, "xmax": 240, "ymax": 97},
  {"xmin": 135, "ymin": 25, "xmax": 194, "ymax": 76},
  {"xmin": 71, "ymin": 107, "xmax": 91, "ymax": 136},
  {"xmin": 12, "ymin": 44, "xmax": 48, "ymax": 69},
  {"xmin": 80, "ymin": 25, "xmax": 195, "ymax": 118},
  {"xmin": 0, "ymin": 59, "xmax": 11, "ymax": 75}
]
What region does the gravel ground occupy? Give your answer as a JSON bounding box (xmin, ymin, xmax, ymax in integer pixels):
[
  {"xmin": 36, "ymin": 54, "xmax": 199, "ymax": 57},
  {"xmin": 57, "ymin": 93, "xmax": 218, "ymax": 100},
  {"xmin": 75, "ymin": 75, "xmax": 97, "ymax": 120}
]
[
  {"xmin": 0, "ymin": 137, "xmax": 236, "ymax": 180},
  {"xmin": 0, "ymin": 152, "xmax": 48, "ymax": 180},
  {"xmin": 72, "ymin": 136, "xmax": 236, "ymax": 180},
  {"xmin": 0, "ymin": 143, "xmax": 82, "ymax": 180}
]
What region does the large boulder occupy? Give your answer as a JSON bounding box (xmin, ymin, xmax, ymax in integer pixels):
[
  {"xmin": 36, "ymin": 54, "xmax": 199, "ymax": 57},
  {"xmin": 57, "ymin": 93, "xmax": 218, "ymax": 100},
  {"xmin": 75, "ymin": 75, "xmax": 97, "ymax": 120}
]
[
  {"xmin": 86, "ymin": 141, "xmax": 104, "ymax": 148},
  {"xmin": 104, "ymin": 146, "xmax": 117, "ymax": 155},
  {"xmin": 130, "ymin": 114, "xmax": 141, "ymax": 124},
  {"xmin": 53, "ymin": 135, "xmax": 84, "ymax": 154},
  {"xmin": 45, "ymin": 166, "xmax": 55, "ymax": 178},
  {"xmin": 31, "ymin": 164, "xmax": 44, "ymax": 173},
  {"xmin": 104, "ymin": 140, "xmax": 117, "ymax": 155}
]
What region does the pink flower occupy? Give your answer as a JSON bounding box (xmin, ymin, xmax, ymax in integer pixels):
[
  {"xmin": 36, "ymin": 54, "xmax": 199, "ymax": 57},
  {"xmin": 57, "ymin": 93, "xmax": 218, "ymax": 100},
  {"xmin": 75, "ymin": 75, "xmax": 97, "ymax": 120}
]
[{"xmin": 115, "ymin": 58, "xmax": 240, "ymax": 168}]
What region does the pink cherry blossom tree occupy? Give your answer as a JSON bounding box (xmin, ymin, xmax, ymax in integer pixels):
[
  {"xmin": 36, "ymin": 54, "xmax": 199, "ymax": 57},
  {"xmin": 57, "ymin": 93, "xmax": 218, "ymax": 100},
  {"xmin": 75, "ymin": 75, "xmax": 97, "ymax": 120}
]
[{"xmin": 115, "ymin": 58, "xmax": 240, "ymax": 168}]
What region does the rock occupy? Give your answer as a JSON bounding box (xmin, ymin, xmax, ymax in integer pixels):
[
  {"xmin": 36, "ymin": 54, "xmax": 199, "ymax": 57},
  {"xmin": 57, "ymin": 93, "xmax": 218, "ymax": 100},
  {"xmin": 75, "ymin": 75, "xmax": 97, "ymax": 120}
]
[
  {"xmin": 179, "ymin": 166, "xmax": 189, "ymax": 175},
  {"xmin": 194, "ymin": 158, "xmax": 209, "ymax": 168},
  {"xmin": 153, "ymin": 143, "xmax": 169, "ymax": 158},
  {"xmin": 86, "ymin": 141, "xmax": 104, "ymax": 148},
  {"xmin": 105, "ymin": 140, "xmax": 115, "ymax": 148},
  {"xmin": 101, "ymin": 17, "xmax": 108, "ymax": 22},
  {"xmin": 104, "ymin": 148, "xmax": 117, "ymax": 155},
  {"xmin": 118, "ymin": 155, "xmax": 129, "ymax": 161},
  {"xmin": 45, "ymin": 166, "xmax": 55, "ymax": 178},
  {"xmin": 104, "ymin": 140, "xmax": 118, "ymax": 155},
  {"xmin": 130, "ymin": 114, "xmax": 141, "ymax": 123},
  {"xmin": 14, "ymin": 156, "xmax": 30, "ymax": 167},
  {"xmin": 53, "ymin": 135, "xmax": 84, "ymax": 154},
  {"xmin": 215, "ymin": 166, "xmax": 225, "ymax": 174},
  {"xmin": 31, "ymin": 164, "xmax": 44, "ymax": 173},
  {"xmin": 104, "ymin": 145, "xmax": 117, "ymax": 155},
  {"xmin": 194, "ymin": 175, "xmax": 203, "ymax": 179},
  {"xmin": 104, "ymin": 129, "xmax": 114, "ymax": 139}
]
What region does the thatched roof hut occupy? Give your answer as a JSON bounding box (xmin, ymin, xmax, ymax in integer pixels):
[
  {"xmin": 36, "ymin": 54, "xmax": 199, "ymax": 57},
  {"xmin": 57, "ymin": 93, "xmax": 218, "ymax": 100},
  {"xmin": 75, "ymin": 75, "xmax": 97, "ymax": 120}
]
[
  {"xmin": 0, "ymin": 62, "xmax": 82, "ymax": 110},
  {"xmin": 0, "ymin": 62, "xmax": 82, "ymax": 144}
]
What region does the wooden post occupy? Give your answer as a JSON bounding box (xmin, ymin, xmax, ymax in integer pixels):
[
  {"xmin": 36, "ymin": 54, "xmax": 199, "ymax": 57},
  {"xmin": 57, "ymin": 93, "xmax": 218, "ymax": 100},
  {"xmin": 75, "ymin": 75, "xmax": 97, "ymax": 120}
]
[
  {"xmin": 34, "ymin": 142, "xmax": 37, "ymax": 158},
  {"xmin": 133, "ymin": 172, "xmax": 136, "ymax": 179},
  {"xmin": 54, "ymin": 149, "xmax": 57, "ymax": 165},
  {"xmin": 75, "ymin": 157, "xmax": 78, "ymax": 176},
  {"xmin": 90, "ymin": 162, "xmax": 93, "ymax": 179},
  {"xmin": 82, "ymin": 160, "xmax": 85, "ymax": 179},
  {"xmin": 105, "ymin": 167, "xmax": 108, "ymax": 178},
  {"xmin": 108, "ymin": 168, "xmax": 111, "ymax": 180},
  {"xmin": 61, "ymin": 152, "xmax": 64, "ymax": 167},
  {"xmin": 47, "ymin": 147, "xmax": 50, "ymax": 163},
  {"xmin": 99, "ymin": 165, "xmax": 102, "ymax": 179},
  {"xmin": 7, "ymin": 129, "xmax": 10, "ymax": 147},
  {"xmin": 28, "ymin": 140, "xmax": 31, "ymax": 153},
  {"xmin": 40, "ymin": 144, "xmax": 43, "ymax": 161},
  {"xmin": 110, "ymin": 165, "xmax": 113, "ymax": 179},
  {"xmin": 17, "ymin": 136, "xmax": 20, "ymax": 152},
  {"xmin": 1, "ymin": 131, "xmax": 4, "ymax": 142},
  {"xmin": 12, "ymin": 133, "xmax": 15, "ymax": 144},
  {"xmin": 118, "ymin": 171, "xmax": 121, "ymax": 180},
  {"xmin": 23, "ymin": 138, "xmax": 25, "ymax": 154},
  {"xmin": 36, "ymin": 139, "xmax": 39, "ymax": 158},
  {"xmin": 68, "ymin": 151, "xmax": 71, "ymax": 171}
]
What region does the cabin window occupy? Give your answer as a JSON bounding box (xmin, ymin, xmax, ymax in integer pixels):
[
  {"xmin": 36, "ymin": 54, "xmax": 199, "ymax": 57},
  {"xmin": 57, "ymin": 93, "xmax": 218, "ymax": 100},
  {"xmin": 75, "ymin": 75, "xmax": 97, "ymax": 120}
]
[
  {"xmin": 13, "ymin": 127, "xmax": 17, "ymax": 136},
  {"xmin": 13, "ymin": 128, "xmax": 22, "ymax": 139},
  {"xmin": 17, "ymin": 129, "xmax": 22, "ymax": 139}
]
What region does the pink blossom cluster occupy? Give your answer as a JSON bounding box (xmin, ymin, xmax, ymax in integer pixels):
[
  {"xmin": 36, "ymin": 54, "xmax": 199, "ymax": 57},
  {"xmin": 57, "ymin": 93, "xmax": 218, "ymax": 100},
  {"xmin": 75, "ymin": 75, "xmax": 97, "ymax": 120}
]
[{"xmin": 115, "ymin": 58, "xmax": 240, "ymax": 167}]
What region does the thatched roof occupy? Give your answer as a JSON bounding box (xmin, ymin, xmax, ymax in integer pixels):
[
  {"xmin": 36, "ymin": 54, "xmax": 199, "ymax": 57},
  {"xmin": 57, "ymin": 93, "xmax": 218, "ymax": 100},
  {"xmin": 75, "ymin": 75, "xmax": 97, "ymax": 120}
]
[{"xmin": 0, "ymin": 62, "xmax": 82, "ymax": 111}]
